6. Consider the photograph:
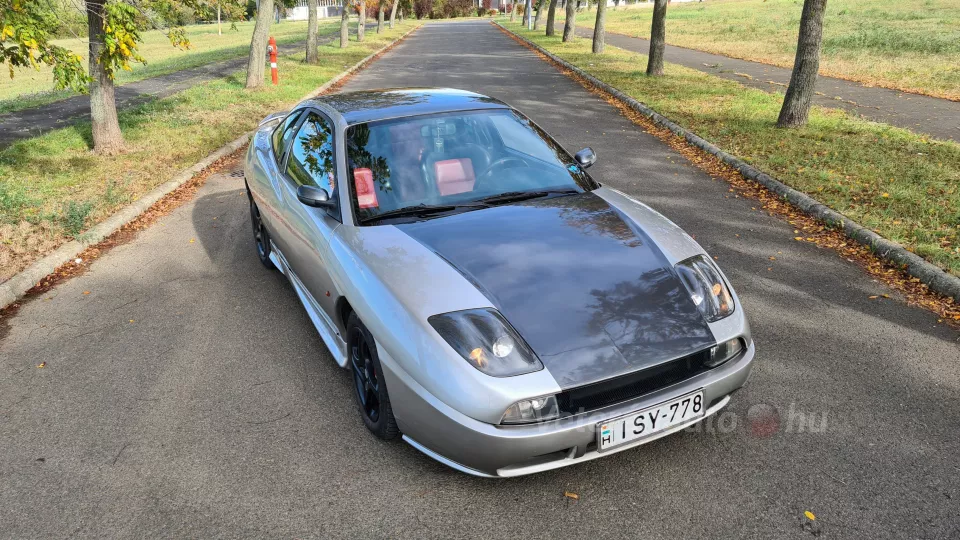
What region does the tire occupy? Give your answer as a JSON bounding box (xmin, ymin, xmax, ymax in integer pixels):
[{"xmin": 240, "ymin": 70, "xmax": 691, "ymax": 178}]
[
  {"xmin": 347, "ymin": 312, "xmax": 399, "ymax": 440},
  {"xmin": 248, "ymin": 196, "xmax": 274, "ymax": 270}
]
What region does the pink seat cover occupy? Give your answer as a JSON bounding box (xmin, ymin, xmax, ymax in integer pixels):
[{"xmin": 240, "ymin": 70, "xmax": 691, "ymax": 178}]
[
  {"xmin": 353, "ymin": 168, "xmax": 378, "ymax": 209},
  {"xmin": 434, "ymin": 158, "xmax": 475, "ymax": 196}
]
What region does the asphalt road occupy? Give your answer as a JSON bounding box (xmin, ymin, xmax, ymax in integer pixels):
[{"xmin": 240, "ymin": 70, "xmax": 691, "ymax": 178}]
[
  {"xmin": 572, "ymin": 28, "xmax": 960, "ymax": 143},
  {"xmin": 2, "ymin": 22, "xmax": 959, "ymax": 539}
]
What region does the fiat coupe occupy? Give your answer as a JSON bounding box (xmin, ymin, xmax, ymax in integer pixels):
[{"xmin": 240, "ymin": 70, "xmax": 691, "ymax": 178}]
[{"xmin": 243, "ymin": 88, "xmax": 754, "ymax": 477}]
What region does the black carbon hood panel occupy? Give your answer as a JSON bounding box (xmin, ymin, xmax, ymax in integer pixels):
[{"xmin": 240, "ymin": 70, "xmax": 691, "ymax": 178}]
[{"xmin": 397, "ymin": 192, "xmax": 716, "ymax": 388}]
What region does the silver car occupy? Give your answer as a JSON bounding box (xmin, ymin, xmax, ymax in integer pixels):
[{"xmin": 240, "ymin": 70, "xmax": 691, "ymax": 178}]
[{"xmin": 243, "ymin": 88, "xmax": 754, "ymax": 477}]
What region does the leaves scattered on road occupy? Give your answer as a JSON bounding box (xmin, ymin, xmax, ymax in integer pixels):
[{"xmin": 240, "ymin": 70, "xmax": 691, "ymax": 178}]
[
  {"xmin": 0, "ymin": 151, "xmax": 242, "ymax": 332},
  {"xmin": 563, "ymin": 491, "xmax": 579, "ymax": 501},
  {"xmin": 36, "ymin": 362, "xmax": 45, "ymax": 368}
]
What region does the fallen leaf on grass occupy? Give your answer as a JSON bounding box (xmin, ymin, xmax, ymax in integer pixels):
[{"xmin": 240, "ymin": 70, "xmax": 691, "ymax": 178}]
[{"xmin": 563, "ymin": 491, "xmax": 579, "ymax": 500}]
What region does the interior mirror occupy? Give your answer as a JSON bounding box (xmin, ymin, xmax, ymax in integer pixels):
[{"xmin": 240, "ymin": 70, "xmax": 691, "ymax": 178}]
[
  {"xmin": 297, "ymin": 185, "xmax": 335, "ymax": 208},
  {"xmin": 574, "ymin": 147, "xmax": 597, "ymax": 169}
]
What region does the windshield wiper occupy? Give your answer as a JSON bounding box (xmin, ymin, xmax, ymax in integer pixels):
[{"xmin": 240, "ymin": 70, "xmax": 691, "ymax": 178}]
[
  {"xmin": 478, "ymin": 188, "xmax": 580, "ymax": 205},
  {"xmin": 361, "ymin": 202, "xmax": 489, "ymax": 224}
]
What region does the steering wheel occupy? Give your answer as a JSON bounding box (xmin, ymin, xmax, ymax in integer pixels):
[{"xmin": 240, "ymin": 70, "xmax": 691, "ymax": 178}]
[{"xmin": 476, "ymin": 156, "xmax": 529, "ymax": 189}]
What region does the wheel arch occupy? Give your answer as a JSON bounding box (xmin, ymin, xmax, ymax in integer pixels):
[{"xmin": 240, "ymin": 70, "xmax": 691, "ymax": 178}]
[{"xmin": 336, "ymin": 296, "xmax": 355, "ymax": 337}]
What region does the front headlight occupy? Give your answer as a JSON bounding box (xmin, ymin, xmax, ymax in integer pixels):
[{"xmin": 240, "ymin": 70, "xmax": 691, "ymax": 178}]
[
  {"xmin": 675, "ymin": 255, "xmax": 735, "ymax": 322},
  {"xmin": 428, "ymin": 308, "xmax": 543, "ymax": 377}
]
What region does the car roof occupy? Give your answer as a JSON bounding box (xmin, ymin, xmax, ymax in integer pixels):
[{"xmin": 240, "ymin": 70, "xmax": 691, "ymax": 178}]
[{"xmin": 306, "ymin": 88, "xmax": 511, "ymax": 125}]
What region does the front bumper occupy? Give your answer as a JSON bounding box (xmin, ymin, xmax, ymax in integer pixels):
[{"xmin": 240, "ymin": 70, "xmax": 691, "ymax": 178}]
[{"xmin": 378, "ymin": 340, "xmax": 755, "ymax": 477}]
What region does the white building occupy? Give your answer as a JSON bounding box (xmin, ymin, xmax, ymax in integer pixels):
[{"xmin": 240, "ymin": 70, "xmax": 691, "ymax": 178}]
[{"xmin": 286, "ymin": 0, "xmax": 344, "ymax": 20}]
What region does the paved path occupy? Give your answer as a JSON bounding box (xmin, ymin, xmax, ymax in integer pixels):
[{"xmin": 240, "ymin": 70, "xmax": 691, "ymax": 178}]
[
  {"xmin": 0, "ymin": 27, "xmax": 370, "ymax": 148},
  {"xmin": 2, "ymin": 22, "xmax": 958, "ymax": 539},
  {"xmin": 575, "ymin": 27, "xmax": 960, "ymax": 142}
]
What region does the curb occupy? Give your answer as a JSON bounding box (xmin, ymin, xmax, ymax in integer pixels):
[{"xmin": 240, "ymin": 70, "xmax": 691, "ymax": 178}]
[
  {"xmin": 0, "ymin": 24, "xmax": 421, "ymax": 310},
  {"xmin": 497, "ymin": 22, "xmax": 960, "ymax": 303}
]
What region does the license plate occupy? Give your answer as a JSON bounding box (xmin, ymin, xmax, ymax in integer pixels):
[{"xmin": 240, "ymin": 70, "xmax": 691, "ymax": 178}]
[{"xmin": 597, "ymin": 390, "xmax": 705, "ymax": 452}]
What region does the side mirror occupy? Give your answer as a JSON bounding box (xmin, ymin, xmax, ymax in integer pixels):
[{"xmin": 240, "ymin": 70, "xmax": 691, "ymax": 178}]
[
  {"xmin": 574, "ymin": 147, "xmax": 597, "ymax": 169},
  {"xmin": 297, "ymin": 185, "xmax": 335, "ymax": 208}
]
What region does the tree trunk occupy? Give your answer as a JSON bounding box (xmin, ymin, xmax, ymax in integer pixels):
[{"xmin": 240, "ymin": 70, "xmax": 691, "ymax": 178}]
[
  {"xmin": 545, "ymin": 0, "xmax": 558, "ymax": 36},
  {"xmin": 562, "ymin": 0, "xmax": 575, "ymax": 41},
  {"xmin": 646, "ymin": 0, "xmax": 667, "ymax": 76},
  {"xmin": 389, "ymin": 0, "xmax": 398, "ymax": 28},
  {"xmin": 592, "ymin": 0, "xmax": 605, "ymax": 53},
  {"xmin": 510, "ymin": 2, "xmax": 517, "ymax": 22},
  {"xmin": 306, "ymin": 0, "xmax": 319, "ymax": 63},
  {"xmin": 86, "ymin": 0, "xmax": 124, "ymax": 154},
  {"xmin": 522, "ymin": 0, "xmax": 530, "ymax": 25},
  {"xmin": 377, "ymin": 2, "xmax": 385, "ymax": 33},
  {"xmin": 340, "ymin": 3, "xmax": 350, "ymax": 47},
  {"xmin": 246, "ymin": 0, "xmax": 274, "ymax": 87},
  {"xmin": 533, "ymin": 0, "xmax": 544, "ymax": 30},
  {"xmin": 777, "ymin": 0, "xmax": 827, "ymax": 127},
  {"xmin": 217, "ymin": 3, "xmax": 222, "ymax": 35},
  {"xmin": 357, "ymin": 0, "xmax": 366, "ymax": 42}
]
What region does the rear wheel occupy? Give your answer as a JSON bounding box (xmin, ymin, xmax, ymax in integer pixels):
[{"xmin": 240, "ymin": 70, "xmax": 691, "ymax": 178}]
[
  {"xmin": 248, "ymin": 196, "xmax": 274, "ymax": 269},
  {"xmin": 347, "ymin": 312, "xmax": 399, "ymax": 440}
]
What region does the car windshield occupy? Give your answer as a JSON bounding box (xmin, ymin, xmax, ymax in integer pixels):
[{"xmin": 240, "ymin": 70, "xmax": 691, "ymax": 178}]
[{"xmin": 345, "ymin": 109, "xmax": 597, "ymax": 223}]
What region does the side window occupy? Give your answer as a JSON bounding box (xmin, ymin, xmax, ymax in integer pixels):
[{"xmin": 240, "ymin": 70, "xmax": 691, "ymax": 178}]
[
  {"xmin": 286, "ymin": 112, "xmax": 339, "ymax": 214},
  {"xmin": 271, "ymin": 110, "xmax": 303, "ymax": 161}
]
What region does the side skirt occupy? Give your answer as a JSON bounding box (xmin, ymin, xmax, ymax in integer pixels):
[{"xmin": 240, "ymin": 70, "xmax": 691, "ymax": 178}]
[{"xmin": 269, "ymin": 241, "xmax": 348, "ymax": 368}]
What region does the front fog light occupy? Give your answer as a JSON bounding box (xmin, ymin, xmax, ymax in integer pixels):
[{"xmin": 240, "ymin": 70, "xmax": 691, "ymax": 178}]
[
  {"xmin": 501, "ymin": 395, "xmax": 560, "ymax": 424},
  {"xmin": 706, "ymin": 337, "xmax": 744, "ymax": 368}
]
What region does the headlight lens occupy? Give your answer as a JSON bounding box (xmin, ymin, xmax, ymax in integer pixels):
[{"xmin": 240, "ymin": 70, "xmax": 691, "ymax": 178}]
[
  {"xmin": 675, "ymin": 255, "xmax": 735, "ymax": 322},
  {"xmin": 706, "ymin": 337, "xmax": 744, "ymax": 368},
  {"xmin": 428, "ymin": 308, "xmax": 543, "ymax": 377},
  {"xmin": 501, "ymin": 395, "xmax": 560, "ymax": 424}
]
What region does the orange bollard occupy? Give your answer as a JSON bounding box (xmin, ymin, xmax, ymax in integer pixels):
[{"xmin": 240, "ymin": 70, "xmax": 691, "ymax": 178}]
[{"xmin": 268, "ymin": 36, "xmax": 279, "ymax": 85}]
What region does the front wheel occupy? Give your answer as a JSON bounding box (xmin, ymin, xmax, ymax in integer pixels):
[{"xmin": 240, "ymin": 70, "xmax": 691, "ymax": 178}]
[
  {"xmin": 347, "ymin": 312, "xmax": 399, "ymax": 440},
  {"xmin": 248, "ymin": 197, "xmax": 274, "ymax": 269}
]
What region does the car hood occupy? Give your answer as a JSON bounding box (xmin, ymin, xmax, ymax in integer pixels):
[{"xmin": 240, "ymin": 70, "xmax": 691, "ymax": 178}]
[{"xmin": 396, "ymin": 192, "xmax": 716, "ymax": 389}]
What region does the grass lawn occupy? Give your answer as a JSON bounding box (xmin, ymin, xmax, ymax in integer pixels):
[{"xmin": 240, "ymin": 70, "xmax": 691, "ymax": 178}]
[
  {"xmin": 0, "ymin": 21, "xmax": 418, "ymax": 281},
  {"xmin": 560, "ymin": 0, "xmax": 960, "ymax": 100},
  {"xmin": 0, "ymin": 19, "xmax": 344, "ymax": 114},
  {"xmin": 502, "ymin": 21, "xmax": 960, "ymax": 276}
]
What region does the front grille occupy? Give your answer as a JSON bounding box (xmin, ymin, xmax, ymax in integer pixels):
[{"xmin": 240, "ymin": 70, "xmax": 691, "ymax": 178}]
[{"xmin": 555, "ymin": 350, "xmax": 711, "ymax": 416}]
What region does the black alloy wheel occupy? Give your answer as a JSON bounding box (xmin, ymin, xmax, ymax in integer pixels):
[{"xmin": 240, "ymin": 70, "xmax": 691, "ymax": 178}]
[
  {"xmin": 347, "ymin": 313, "xmax": 399, "ymax": 440},
  {"xmin": 248, "ymin": 196, "xmax": 274, "ymax": 269}
]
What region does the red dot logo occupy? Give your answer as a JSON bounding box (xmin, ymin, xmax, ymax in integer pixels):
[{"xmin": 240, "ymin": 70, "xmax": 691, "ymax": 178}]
[{"xmin": 747, "ymin": 404, "xmax": 780, "ymax": 438}]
